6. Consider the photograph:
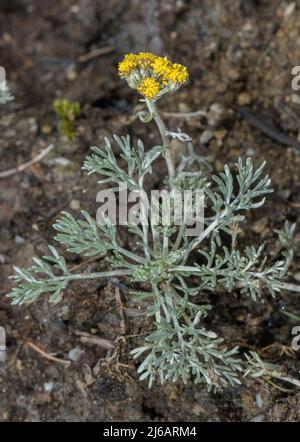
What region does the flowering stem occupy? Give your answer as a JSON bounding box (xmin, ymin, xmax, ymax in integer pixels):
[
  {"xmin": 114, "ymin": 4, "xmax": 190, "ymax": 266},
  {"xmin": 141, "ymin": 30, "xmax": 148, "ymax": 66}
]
[{"xmin": 145, "ymin": 99, "xmax": 176, "ymax": 179}]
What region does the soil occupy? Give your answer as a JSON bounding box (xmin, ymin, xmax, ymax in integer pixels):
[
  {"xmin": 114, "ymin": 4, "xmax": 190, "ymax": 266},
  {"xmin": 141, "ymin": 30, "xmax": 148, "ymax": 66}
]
[{"xmin": 0, "ymin": 0, "xmax": 300, "ymax": 422}]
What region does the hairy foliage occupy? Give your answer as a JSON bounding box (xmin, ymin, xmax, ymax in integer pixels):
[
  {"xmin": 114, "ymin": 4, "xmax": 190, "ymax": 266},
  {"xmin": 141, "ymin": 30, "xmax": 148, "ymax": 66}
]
[{"xmin": 9, "ymin": 98, "xmax": 296, "ymax": 390}]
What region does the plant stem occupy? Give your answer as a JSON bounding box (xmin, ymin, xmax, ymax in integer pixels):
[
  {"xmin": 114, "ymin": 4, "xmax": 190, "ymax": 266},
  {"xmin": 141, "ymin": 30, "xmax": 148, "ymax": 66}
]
[
  {"xmin": 114, "ymin": 244, "xmax": 146, "ymax": 264},
  {"xmin": 274, "ymin": 282, "xmax": 300, "ymax": 293},
  {"xmin": 62, "ymin": 269, "xmax": 132, "ymax": 282},
  {"xmin": 145, "ymin": 99, "xmax": 175, "ymax": 179},
  {"xmin": 138, "ymin": 176, "xmax": 151, "ymax": 261},
  {"xmin": 152, "ymin": 283, "xmax": 161, "ymax": 323}
]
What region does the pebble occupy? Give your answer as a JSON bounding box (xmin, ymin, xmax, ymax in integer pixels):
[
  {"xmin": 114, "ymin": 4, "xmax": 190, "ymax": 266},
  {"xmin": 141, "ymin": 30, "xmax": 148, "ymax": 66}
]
[
  {"xmin": 191, "ymin": 403, "xmax": 204, "ymax": 416},
  {"xmin": 207, "ymin": 103, "xmax": 225, "ymax": 127},
  {"xmin": 246, "ymin": 147, "xmax": 256, "ymax": 156},
  {"xmin": 70, "ymin": 4, "xmax": 80, "ymax": 14},
  {"xmin": 278, "ymin": 189, "xmax": 291, "ymax": 200},
  {"xmin": 90, "ymin": 328, "xmax": 98, "ymax": 334},
  {"xmin": 28, "ymin": 117, "xmax": 38, "ymax": 134},
  {"xmin": 44, "ymin": 382, "xmax": 54, "ymax": 392},
  {"xmin": 69, "ymin": 199, "xmax": 80, "ymax": 210},
  {"xmin": 68, "ymin": 347, "xmax": 83, "ymax": 362},
  {"xmin": 238, "ymin": 92, "xmax": 252, "ymax": 106},
  {"xmin": 200, "ymin": 130, "xmax": 213, "ymax": 145},
  {"xmin": 15, "ymin": 235, "xmax": 25, "ymax": 245},
  {"xmin": 41, "ymin": 125, "xmax": 53, "ymax": 134},
  {"xmin": 214, "ymin": 129, "xmax": 228, "ymax": 142},
  {"xmin": 51, "ymin": 157, "xmax": 72, "ymax": 167},
  {"xmin": 66, "ymin": 65, "xmax": 78, "ymax": 81},
  {"xmin": 284, "ymin": 2, "xmax": 296, "ymax": 18},
  {"xmin": 226, "ymin": 65, "xmax": 240, "ymax": 81},
  {"xmin": 256, "ymin": 392, "xmax": 263, "ymax": 408},
  {"xmin": 215, "ymin": 159, "xmax": 224, "ymax": 172},
  {"xmin": 251, "ymin": 217, "xmax": 268, "ymax": 234}
]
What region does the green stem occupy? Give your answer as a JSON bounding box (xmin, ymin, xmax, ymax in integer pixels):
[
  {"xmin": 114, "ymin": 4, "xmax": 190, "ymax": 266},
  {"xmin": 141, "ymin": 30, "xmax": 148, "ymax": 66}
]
[
  {"xmin": 152, "ymin": 283, "xmax": 162, "ymax": 323},
  {"xmin": 60, "ymin": 269, "xmax": 132, "ymax": 282},
  {"xmin": 183, "ymin": 208, "xmax": 229, "ymax": 261},
  {"xmin": 145, "ymin": 99, "xmax": 175, "ymax": 179},
  {"xmin": 138, "ymin": 176, "xmax": 151, "ymax": 261},
  {"xmin": 114, "ymin": 244, "xmax": 146, "ymax": 264}
]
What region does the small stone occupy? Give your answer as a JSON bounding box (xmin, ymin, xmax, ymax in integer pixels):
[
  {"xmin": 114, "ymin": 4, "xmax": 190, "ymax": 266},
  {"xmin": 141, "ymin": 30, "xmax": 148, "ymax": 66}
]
[
  {"xmin": 69, "ymin": 199, "xmax": 80, "ymax": 210},
  {"xmin": 237, "ymin": 313, "xmax": 246, "ymax": 322},
  {"xmin": 32, "ymin": 224, "xmax": 39, "ymax": 232},
  {"xmin": 28, "ymin": 118, "xmax": 38, "ymax": 134},
  {"xmin": 15, "ymin": 235, "xmax": 25, "ymax": 245},
  {"xmin": 68, "ymin": 347, "xmax": 83, "ymax": 362},
  {"xmin": 0, "ymin": 255, "xmax": 5, "ymax": 264},
  {"xmin": 278, "ymin": 189, "xmax": 291, "ymax": 200},
  {"xmin": 251, "ymin": 217, "xmax": 269, "ymax": 234},
  {"xmin": 90, "ymin": 328, "xmax": 98, "ymax": 334},
  {"xmin": 214, "ymin": 129, "xmax": 228, "ymax": 141},
  {"xmin": 3, "ymin": 33, "xmax": 12, "ymax": 44},
  {"xmin": 227, "ymin": 67, "xmax": 240, "ymax": 81},
  {"xmin": 246, "ymin": 147, "xmax": 256, "ymax": 156},
  {"xmin": 256, "ymin": 392, "xmax": 263, "ymax": 408},
  {"xmin": 41, "ymin": 125, "xmax": 53, "ymax": 134},
  {"xmin": 215, "ymin": 159, "xmax": 224, "ymax": 172},
  {"xmin": 178, "ymin": 102, "xmax": 190, "ymax": 113},
  {"xmin": 51, "ymin": 157, "xmax": 72, "ymax": 167},
  {"xmin": 192, "ymin": 402, "xmax": 204, "ymax": 416},
  {"xmin": 83, "ymin": 364, "xmax": 94, "ymax": 386},
  {"xmin": 242, "ymin": 22, "xmax": 253, "ymax": 32},
  {"xmin": 284, "ymin": 2, "xmax": 296, "ymax": 18},
  {"xmin": 200, "ymin": 130, "xmax": 213, "ymax": 144},
  {"xmin": 66, "ymin": 65, "xmax": 77, "ymax": 81},
  {"xmin": 57, "ymin": 305, "xmax": 70, "ymax": 320},
  {"xmin": 207, "ymin": 103, "xmax": 226, "ymax": 127},
  {"xmin": 238, "ymin": 92, "xmax": 252, "ymax": 106},
  {"xmin": 70, "ymin": 4, "xmax": 80, "ymax": 13},
  {"xmin": 44, "ymin": 382, "xmax": 54, "ymax": 392}
]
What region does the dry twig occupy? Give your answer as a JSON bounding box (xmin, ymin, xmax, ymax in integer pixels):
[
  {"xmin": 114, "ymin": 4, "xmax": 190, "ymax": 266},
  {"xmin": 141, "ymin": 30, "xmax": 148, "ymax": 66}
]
[
  {"xmin": 26, "ymin": 340, "xmax": 71, "ymax": 366},
  {"xmin": 74, "ymin": 330, "xmax": 114, "ymax": 350},
  {"xmin": 78, "ymin": 46, "xmax": 114, "ymax": 63},
  {"xmin": 0, "ymin": 144, "xmax": 54, "ymax": 178}
]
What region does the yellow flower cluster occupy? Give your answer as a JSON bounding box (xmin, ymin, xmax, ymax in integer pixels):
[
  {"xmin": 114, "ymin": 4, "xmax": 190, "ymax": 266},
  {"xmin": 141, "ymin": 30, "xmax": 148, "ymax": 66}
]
[
  {"xmin": 138, "ymin": 77, "xmax": 161, "ymax": 100},
  {"xmin": 118, "ymin": 53, "xmax": 138, "ymax": 78},
  {"xmin": 164, "ymin": 63, "xmax": 189, "ymax": 85},
  {"xmin": 152, "ymin": 57, "xmax": 189, "ymax": 86},
  {"xmin": 118, "ymin": 52, "xmax": 156, "ymax": 78},
  {"xmin": 118, "ymin": 52, "xmax": 189, "ymax": 100},
  {"xmin": 135, "ymin": 52, "xmax": 156, "ymax": 69}
]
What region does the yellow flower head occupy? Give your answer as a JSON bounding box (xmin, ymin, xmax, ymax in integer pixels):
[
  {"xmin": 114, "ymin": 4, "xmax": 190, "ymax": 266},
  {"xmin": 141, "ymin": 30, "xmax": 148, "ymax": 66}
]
[
  {"xmin": 118, "ymin": 52, "xmax": 189, "ymax": 100},
  {"xmin": 136, "ymin": 52, "xmax": 156, "ymax": 69},
  {"xmin": 164, "ymin": 63, "xmax": 189, "ymax": 85},
  {"xmin": 138, "ymin": 77, "xmax": 161, "ymax": 100},
  {"xmin": 152, "ymin": 57, "xmax": 172, "ymax": 83},
  {"xmin": 118, "ymin": 53, "xmax": 138, "ymax": 78}
]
